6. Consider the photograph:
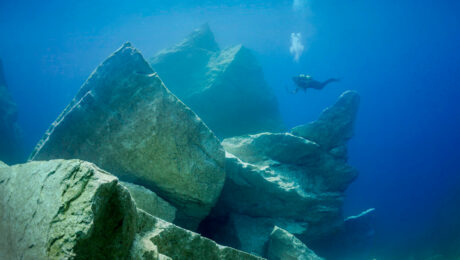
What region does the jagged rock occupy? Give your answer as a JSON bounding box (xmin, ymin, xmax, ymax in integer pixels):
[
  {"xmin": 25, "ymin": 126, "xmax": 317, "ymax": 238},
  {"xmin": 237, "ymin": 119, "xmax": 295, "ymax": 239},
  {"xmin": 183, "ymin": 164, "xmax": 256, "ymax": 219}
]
[
  {"xmin": 121, "ymin": 181, "xmax": 177, "ymax": 223},
  {"xmin": 219, "ymin": 133, "xmax": 357, "ymax": 220},
  {"xmin": 134, "ymin": 209, "xmax": 264, "ymax": 260},
  {"xmin": 150, "ymin": 24, "xmax": 284, "ymax": 138},
  {"xmin": 268, "ymin": 226, "xmax": 323, "ymax": 260},
  {"xmin": 228, "ymin": 214, "xmax": 310, "ymax": 256},
  {"xmin": 0, "ymin": 59, "xmax": 22, "ymax": 164},
  {"xmin": 200, "ymin": 92, "xmax": 361, "ymax": 256},
  {"xmin": 291, "ymin": 90, "xmax": 360, "ymax": 153},
  {"xmin": 29, "ymin": 43, "xmax": 225, "ymax": 230},
  {"xmin": 0, "ymin": 159, "xmax": 137, "ymax": 259}
]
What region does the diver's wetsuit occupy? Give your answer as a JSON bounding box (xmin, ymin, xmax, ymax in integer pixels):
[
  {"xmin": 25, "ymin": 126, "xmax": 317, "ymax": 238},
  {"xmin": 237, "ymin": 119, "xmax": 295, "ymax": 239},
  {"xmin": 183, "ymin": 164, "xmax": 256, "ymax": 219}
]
[{"xmin": 291, "ymin": 74, "xmax": 339, "ymax": 93}]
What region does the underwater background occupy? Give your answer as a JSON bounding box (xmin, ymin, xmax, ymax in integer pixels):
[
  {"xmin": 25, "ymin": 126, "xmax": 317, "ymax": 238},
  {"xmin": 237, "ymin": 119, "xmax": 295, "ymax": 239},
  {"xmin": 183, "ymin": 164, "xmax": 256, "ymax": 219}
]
[{"xmin": 0, "ymin": 0, "xmax": 459, "ymax": 259}]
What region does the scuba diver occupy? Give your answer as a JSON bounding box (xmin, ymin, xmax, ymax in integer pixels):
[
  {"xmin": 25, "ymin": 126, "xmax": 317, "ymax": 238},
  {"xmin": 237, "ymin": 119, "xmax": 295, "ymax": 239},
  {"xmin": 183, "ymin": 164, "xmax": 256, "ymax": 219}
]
[{"xmin": 288, "ymin": 74, "xmax": 340, "ymax": 94}]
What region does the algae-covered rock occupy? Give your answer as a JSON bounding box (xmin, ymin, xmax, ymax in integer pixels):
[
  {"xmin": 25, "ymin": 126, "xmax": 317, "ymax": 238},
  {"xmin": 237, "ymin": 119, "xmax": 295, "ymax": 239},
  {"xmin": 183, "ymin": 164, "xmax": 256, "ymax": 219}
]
[
  {"xmin": 291, "ymin": 90, "xmax": 360, "ymax": 153},
  {"xmin": 121, "ymin": 181, "xmax": 177, "ymax": 223},
  {"xmin": 150, "ymin": 24, "xmax": 284, "ymax": 138},
  {"xmin": 268, "ymin": 226, "xmax": 323, "ymax": 260},
  {"xmin": 134, "ymin": 209, "xmax": 264, "ymax": 260},
  {"xmin": 0, "ymin": 59, "xmax": 22, "ymax": 164},
  {"xmin": 0, "ymin": 159, "xmax": 137, "ymax": 259},
  {"xmin": 30, "ymin": 43, "xmax": 225, "ymax": 229}
]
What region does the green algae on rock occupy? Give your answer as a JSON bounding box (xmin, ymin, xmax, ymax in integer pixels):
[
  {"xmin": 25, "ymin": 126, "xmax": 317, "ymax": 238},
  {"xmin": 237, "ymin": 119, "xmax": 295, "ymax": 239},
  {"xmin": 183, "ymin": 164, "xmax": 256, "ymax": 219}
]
[
  {"xmin": 29, "ymin": 43, "xmax": 225, "ymax": 230},
  {"xmin": 150, "ymin": 24, "xmax": 284, "ymax": 138},
  {"xmin": 0, "ymin": 159, "xmax": 137, "ymax": 259}
]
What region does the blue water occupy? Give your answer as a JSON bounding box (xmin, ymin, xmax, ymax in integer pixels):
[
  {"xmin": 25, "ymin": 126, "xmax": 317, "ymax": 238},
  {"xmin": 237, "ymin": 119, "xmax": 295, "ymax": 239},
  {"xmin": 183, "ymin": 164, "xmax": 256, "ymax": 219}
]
[{"xmin": 1, "ymin": 0, "xmax": 459, "ymax": 258}]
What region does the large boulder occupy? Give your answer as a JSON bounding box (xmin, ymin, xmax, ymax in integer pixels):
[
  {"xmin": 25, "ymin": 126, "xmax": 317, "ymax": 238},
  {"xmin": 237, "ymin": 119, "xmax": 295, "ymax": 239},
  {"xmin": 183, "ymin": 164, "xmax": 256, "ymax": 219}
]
[
  {"xmin": 150, "ymin": 24, "xmax": 284, "ymax": 138},
  {"xmin": 0, "ymin": 159, "xmax": 137, "ymax": 259},
  {"xmin": 132, "ymin": 209, "xmax": 264, "ymax": 260},
  {"xmin": 200, "ymin": 91, "xmax": 361, "ymax": 257},
  {"xmin": 0, "ymin": 59, "xmax": 22, "ymax": 164},
  {"xmin": 268, "ymin": 226, "xmax": 323, "ymax": 260},
  {"xmin": 29, "ymin": 43, "xmax": 225, "ymax": 230}
]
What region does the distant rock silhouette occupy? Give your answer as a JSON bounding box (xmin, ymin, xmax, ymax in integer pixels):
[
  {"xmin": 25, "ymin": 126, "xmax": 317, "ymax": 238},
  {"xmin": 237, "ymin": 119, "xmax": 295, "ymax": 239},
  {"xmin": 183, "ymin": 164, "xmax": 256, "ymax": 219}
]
[
  {"xmin": 0, "ymin": 59, "xmax": 22, "ymax": 164},
  {"xmin": 150, "ymin": 24, "xmax": 284, "ymax": 138}
]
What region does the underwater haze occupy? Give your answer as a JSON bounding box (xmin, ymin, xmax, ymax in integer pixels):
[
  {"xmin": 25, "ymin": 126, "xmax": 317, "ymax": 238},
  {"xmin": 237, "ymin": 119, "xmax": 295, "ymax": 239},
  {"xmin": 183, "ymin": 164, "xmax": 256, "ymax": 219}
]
[{"xmin": 1, "ymin": 0, "xmax": 459, "ymax": 259}]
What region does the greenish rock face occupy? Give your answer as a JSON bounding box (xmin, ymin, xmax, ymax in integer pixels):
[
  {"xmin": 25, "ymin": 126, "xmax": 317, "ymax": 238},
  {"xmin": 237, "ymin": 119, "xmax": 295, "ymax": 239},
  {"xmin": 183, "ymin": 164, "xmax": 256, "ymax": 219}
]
[
  {"xmin": 0, "ymin": 59, "xmax": 22, "ymax": 164},
  {"xmin": 150, "ymin": 24, "xmax": 284, "ymax": 138},
  {"xmin": 268, "ymin": 226, "xmax": 323, "ymax": 260},
  {"xmin": 291, "ymin": 90, "xmax": 360, "ymax": 153},
  {"xmin": 29, "ymin": 43, "xmax": 225, "ymax": 230},
  {"xmin": 121, "ymin": 181, "xmax": 177, "ymax": 223},
  {"xmin": 0, "ymin": 159, "xmax": 137, "ymax": 260},
  {"xmin": 133, "ymin": 209, "xmax": 264, "ymax": 260},
  {"xmin": 201, "ymin": 92, "xmax": 361, "ymax": 256}
]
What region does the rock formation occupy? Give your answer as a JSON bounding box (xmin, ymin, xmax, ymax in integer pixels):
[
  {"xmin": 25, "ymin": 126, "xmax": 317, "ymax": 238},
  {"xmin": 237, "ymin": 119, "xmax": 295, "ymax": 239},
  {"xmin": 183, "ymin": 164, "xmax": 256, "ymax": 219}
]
[
  {"xmin": 121, "ymin": 181, "xmax": 177, "ymax": 223},
  {"xmin": 291, "ymin": 90, "xmax": 360, "ymax": 156},
  {"xmin": 0, "ymin": 159, "xmax": 263, "ymax": 259},
  {"xmin": 0, "ymin": 159, "xmax": 137, "ymax": 259},
  {"xmin": 150, "ymin": 24, "xmax": 284, "ymax": 138},
  {"xmin": 267, "ymin": 226, "xmax": 323, "ymax": 260},
  {"xmin": 133, "ymin": 209, "xmax": 263, "ymax": 260},
  {"xmin": 200, "ymin": 91, "xmax": 361, "ymax": 257},
  {"xmin": 0, "ymin": 59, "xmax": 22, "ymax": 164},
  {"xmin": 29, "ymin": 43, "xmax": 225, "ymax": 230}
]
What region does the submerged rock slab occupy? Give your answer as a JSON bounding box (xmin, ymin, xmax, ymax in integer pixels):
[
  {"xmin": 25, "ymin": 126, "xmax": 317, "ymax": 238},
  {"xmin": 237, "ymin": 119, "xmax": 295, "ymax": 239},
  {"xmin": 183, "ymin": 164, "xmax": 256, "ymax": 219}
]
[
  {"xmin": 121, "ymin": 181, "xmax": 177, "ymax": 223},
  {"xmin": 268, "ymin": 226, "xmax": 323, "ymax": 260},
  {"xmin": 30, "ymin": 43, "xmax": 225, "ymax": 229},
  {"xmin": 291, "ymin": 90, "xmax": 360, "ymax": 153},
  {"xmin": 150, "ymin": 24, "xmax": 284, "ymax": 138},
  {"xmin": 0, "ymin": 59, "xmax": 22, "ymax": 164},
  {"xmin": 133, "ymin": 209, "xmax": 264, "ymax": 260},
  {"xmin": 0, "ymin": 159, "xmax": 137, "ymax": 259}
]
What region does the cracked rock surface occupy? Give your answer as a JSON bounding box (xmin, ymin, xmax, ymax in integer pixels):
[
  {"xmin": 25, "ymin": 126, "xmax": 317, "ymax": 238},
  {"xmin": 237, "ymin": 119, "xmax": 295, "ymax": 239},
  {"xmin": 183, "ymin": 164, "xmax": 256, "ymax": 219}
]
[
  {"xmin": 0, "ymin": 159, "xmax": 137, "ymax": 259},
  {"xmin": 29, "ymin": 43, "xmax": 225, "ymax": 230}
]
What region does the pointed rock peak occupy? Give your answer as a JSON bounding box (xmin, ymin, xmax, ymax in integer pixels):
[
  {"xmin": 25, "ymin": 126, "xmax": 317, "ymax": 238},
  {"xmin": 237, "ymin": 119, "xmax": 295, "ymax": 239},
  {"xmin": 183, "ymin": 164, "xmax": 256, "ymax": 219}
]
[
  {"xmin": 122, "ymin": 41, "xmax": 133, "ymax": 48},
  {"xmin": 335, "ymin": 90, "xmax": 360, "ymax": 111},
  {"xmin": 291, "ymin": 90, "xmax": 360, "ymax": 151},
  {"xmin": 179, "ymin": 23, "xmax": 219, "ymax": 52},
  {"xmin": 97, "ymin": 42, "xmax": 152, "ymax": 77}
]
